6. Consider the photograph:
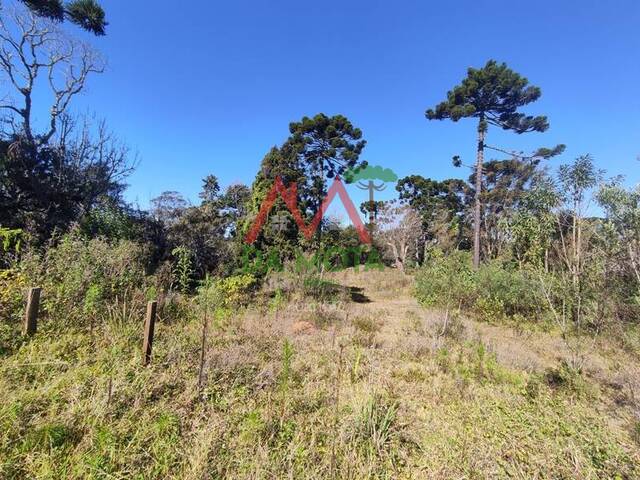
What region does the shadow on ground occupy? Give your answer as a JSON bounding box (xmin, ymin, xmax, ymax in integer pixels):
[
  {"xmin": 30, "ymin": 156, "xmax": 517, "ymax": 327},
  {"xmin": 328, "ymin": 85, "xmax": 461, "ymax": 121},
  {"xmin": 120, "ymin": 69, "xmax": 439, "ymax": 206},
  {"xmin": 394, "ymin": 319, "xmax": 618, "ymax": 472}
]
[{"xmin": 348, "ymin": 286, "xmax": 371, "ymax": 303}]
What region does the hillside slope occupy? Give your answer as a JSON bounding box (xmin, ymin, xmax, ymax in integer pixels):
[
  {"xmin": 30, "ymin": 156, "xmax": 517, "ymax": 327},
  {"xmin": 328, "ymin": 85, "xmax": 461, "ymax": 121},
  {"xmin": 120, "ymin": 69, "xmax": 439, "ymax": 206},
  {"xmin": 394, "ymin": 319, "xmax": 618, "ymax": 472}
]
[{"xmin": 1, "ymin": 269, "xmax": 639, "ymax": 479}]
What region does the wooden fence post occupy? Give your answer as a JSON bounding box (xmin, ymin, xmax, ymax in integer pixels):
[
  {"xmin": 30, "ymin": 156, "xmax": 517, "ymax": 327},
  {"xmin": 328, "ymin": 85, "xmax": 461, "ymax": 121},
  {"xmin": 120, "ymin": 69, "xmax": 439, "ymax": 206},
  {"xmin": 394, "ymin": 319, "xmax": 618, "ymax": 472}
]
[
  {"xmin": 23, "ymin": 287, "xmax": 41, "ymax": 336},
  {"xmin": 142, "ymin": 301, "xmax": 157, "ymax": 366}
]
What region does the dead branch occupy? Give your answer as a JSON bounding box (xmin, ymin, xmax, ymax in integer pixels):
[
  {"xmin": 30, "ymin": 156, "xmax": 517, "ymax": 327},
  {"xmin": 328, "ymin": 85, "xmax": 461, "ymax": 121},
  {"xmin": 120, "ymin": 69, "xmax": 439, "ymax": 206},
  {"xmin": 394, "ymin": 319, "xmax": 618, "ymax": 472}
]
[{"xmin": 0, "ymin": 5, "xmax": 104, "ymax": 144}]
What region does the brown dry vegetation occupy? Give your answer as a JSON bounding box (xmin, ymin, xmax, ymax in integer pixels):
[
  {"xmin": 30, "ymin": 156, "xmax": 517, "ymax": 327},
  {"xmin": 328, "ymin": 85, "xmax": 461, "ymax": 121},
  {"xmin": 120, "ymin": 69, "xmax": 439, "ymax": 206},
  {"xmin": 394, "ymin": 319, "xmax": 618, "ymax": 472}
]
[{"xmin": 1, "ymin": 268, "xmax": 640, "ymax": 479}]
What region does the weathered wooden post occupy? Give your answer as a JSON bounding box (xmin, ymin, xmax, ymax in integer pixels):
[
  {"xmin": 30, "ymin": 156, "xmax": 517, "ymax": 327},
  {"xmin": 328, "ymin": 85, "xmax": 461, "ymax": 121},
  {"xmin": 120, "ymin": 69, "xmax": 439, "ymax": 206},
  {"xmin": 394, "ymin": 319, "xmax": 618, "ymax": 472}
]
[
  {"xmin": 142, "ymin": 301, "xmax": 157, "ymax": 366},
  {"xmin": 23, "ymin": 287, "xmax": 41, "ymax": 336}
]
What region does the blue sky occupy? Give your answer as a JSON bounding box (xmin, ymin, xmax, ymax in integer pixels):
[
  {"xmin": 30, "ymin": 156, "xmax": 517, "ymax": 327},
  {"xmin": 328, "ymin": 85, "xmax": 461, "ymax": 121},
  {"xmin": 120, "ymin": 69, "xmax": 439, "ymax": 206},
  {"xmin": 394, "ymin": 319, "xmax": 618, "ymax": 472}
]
[{"xmin": 61, "ymin": 0, "xmax": 640, "ymax": 213}]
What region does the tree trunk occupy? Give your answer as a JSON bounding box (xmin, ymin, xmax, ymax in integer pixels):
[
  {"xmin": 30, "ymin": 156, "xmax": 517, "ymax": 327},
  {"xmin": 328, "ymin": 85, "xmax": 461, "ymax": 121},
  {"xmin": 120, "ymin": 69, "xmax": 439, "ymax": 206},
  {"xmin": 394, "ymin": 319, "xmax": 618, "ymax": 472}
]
[
  {"xmin": 388, "ymin": 242, "xmax": 404, "ymax": 272},
  {"xmin": 318, "ymin": 158, "xmax": 324, "ymax": 247},
  {"xmin": 628, "ymin": 242, "xmax": 640, "ymax": 284},
  {"xmin": 473, "ymin": 118, "xmax": 485, "ymax": 269},
  {"xmin": 544, "ymin": 248, "xmax": 549, "ymax": 273}
]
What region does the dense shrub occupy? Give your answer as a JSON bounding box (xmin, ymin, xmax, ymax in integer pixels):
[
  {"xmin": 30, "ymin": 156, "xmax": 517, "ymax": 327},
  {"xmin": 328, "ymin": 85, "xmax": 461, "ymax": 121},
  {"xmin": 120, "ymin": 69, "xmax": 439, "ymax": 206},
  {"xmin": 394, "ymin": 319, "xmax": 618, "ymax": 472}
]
[
  {"xmin": 0, "ymin": 227, "xmax": 25, "ymax": 339},
  {"xmin": 414, "ymin": 250, "xmax": 477, "ymax": 309},
  {"xmin": 192, "ymin": 273, "xmax": 258, "ymax": 328},
  {"xmin": 0, "ymin": 268, "xmax": 26, "ymax": 323},
  {"xmin": 475, "ymin": 262, "xmax": 544, "ymax": 320},
  {"xmin": 415, "ymin": 250, "xmax": 546, "ymax": 321},
  {"xmin": 0, "ymin": 267, "xmax": 28, "ymax": 354},
  {"xmin": 17, "ymin": 231, "xmax": 151, "ymax": 327},
  {"xmin": 214, "ymin": 273, "xmax": 257, "ymax": 307}
]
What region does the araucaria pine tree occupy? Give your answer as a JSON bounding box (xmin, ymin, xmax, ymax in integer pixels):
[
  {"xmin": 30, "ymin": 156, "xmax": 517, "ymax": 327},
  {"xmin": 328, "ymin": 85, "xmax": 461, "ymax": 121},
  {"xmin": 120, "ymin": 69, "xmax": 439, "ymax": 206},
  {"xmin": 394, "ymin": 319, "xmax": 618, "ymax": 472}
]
[
  {"xmin": 426, "ymin": 60, "xmax": 549, "ymax": 268},
  {"xmin": 19, "ymin": 0, "xmax": 107, "ymax": 35}
]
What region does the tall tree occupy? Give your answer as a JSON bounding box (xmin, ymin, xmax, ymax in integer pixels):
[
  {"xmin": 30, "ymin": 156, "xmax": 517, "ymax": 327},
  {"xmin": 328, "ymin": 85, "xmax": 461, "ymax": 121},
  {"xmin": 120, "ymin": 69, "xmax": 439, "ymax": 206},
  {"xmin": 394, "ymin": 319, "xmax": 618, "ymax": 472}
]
[
  {"xmin": 396, "ymin": 175, "xmax": 468, "ymax": 255},
  {"xmin": 557, "ymin": 155, "xmax": 601, "ymax": 291},
  {"xmin": 199, "ymin": 175, "xmax": 221, "ymax": 205},
  {"xmin": 426, "ymin": 60, "xmax": 549, "ymax": 268},
  {"xmin": 376, "ymin": 201, "xmax": 423, "ymax": 272},
  {"xmin": 474, "ymin": 144, "xmax": 564, "ymax": 259},
  {"xmin": 220, "ymin": 183, "xmax": 251, "ymax": 238},
  {"xmin": 285, "ymin": 114, "xmax": 366, "ymax": 223},
  {"xmin": 244, "ymin": 146, "xmax": 305, "ymax": 259},
  {"xmin": 151, "ymin": 191, "xmax": 189, "ymax": 226},
  {"xmin": 244, "ymin": 115, "xmax": 366, "ymax": 260},
  {"xmin": 0, "ymin": 6, "xmax": 127, "ymax": 242},
  {"xmin": 0, "ymin": 8, "xmax": 105, "ymax": 144}
]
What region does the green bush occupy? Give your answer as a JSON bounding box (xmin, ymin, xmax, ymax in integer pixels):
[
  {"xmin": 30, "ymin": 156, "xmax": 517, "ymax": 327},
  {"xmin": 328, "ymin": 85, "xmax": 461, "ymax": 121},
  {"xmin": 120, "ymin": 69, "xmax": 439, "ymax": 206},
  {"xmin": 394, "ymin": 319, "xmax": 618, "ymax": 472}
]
[
  {"xmin": 194, "ymin": 273, "xmax": 258, "ymax": 324},
  {"xmin": 0, "ymin": 268, "xmax": 28, "ymax": 354},
  {"xmin": 475, "ymin": 262, "xmax": 544, "ymax": 320},
  {"xmin": 171, "ymin": 246, "xmax": 195, "ymax": 293},
  {"xmin": 415, "ymin": 251, "xmax": 546, "ymax": 321},
  {"xmin": 414, "ymin": 250, "xmax": 477, "ymax": 309},
  {"xmin": 214, "ymin": 273, "xmax": 257, "ymax": 308},
  {"xmin": 19, "ymin": 231, "xmax": 150, "ymax": 327},
  {"xmin": 0, "ymin": 227, "xmax": 23, "ymax": 268},
  {"xmin": 0, "ymin": 268, "xmax": 27, "ymax": 324}
]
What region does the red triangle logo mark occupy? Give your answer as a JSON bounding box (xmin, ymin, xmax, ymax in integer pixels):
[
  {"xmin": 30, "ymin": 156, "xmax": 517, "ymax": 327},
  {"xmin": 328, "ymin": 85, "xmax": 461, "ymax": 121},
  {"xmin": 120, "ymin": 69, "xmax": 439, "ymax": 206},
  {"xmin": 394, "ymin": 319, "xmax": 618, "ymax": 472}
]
[{"xmin": 245, "ymin": 176, "xmax": 371, "ymax": 244}]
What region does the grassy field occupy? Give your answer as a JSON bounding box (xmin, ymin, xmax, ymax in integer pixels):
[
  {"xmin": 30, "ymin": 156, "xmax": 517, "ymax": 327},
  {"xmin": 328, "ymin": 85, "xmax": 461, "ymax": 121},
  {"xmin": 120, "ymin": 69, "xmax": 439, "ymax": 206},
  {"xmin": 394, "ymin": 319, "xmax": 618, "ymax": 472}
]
[{"xmin": 1, "ymin": 269, "xmax": 639, "ymax": 479}]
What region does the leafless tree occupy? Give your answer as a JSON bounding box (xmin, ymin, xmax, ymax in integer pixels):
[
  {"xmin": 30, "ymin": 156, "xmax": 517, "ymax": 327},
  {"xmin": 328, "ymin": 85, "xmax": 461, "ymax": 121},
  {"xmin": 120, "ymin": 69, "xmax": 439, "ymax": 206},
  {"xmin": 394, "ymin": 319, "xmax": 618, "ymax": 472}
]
[
  {"xmin": 377, "ymin": 201, "xmax": 422, "ymax": 272},
  {"xmin": 151, "ymin": 191, "xmax": 190, "ymax": 226},
  {"xmin": 0, "ymin": 4, "xmax": 104, "ymax": 144},
  {"xmin": 64, "ymin": 115, "xmax": 136, "ymax": 207}
]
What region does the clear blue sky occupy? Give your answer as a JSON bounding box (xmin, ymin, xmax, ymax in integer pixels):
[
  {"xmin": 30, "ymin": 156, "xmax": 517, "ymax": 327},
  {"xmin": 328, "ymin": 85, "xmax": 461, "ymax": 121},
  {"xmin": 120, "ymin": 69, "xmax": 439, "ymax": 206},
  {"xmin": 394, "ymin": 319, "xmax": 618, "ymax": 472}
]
[{"xmin": 68, "ymin": 0, "xmax": 639, "ymax": 211}]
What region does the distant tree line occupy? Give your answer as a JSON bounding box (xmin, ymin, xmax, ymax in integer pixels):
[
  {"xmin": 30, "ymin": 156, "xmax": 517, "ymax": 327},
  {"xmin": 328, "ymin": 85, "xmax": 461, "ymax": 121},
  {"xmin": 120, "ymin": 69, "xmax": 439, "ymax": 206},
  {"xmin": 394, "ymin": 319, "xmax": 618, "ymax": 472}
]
[{"xmin": 1, "ymin": 1, "xmax": 638, "ymax": 332}]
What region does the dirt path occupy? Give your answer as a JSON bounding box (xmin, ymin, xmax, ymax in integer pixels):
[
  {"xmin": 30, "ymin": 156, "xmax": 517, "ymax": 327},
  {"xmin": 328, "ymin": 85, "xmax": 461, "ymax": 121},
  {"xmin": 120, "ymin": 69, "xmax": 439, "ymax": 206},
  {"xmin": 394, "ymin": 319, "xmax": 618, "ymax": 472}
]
[{"xmin": 332, "ymin": 268, "xmax": 629, "ymax": 380}]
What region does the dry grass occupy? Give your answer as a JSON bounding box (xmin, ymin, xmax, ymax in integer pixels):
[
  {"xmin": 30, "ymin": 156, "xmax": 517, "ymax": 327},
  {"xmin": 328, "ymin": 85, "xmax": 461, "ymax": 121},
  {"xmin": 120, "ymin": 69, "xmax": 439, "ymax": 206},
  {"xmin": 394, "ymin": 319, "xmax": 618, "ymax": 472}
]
[{"xmin": 1, "ymin": 268, "xmax": 639, "ymax": 478}]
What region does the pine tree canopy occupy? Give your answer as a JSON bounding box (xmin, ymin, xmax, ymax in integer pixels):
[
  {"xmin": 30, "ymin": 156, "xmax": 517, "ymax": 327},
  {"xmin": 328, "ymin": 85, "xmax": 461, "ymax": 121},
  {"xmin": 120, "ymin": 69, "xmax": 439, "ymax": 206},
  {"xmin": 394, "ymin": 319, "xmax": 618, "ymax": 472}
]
[
  {"xmin": 425, "ymin": 60, "xmax": 548, "ymax": 133},
  {"xmin": 286, "ymin": 113, "xmax": 366, "ymax": 180},
  {"xmin": 21, "ymin": 0, "xmax": 107, "ymax": 35}
]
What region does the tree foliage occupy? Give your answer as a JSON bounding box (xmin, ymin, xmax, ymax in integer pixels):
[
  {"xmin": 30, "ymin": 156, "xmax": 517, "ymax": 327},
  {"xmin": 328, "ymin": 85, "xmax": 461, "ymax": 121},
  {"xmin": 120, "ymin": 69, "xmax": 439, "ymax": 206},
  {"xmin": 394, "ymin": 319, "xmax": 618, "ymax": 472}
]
[
  {"xmin": 285, "ymin": 113, "xmax": 366, "ymax": 211},
  {"xmin": 0, "ymin": 6, "xmax": 123, "ymax": 242},
  {"xmin": 426, "ymin": 59, "xmax": 551, "ymax": 268},
  {"xmin": 20, "ymin": 0, "xmax": 107, "ymax": 35},
  {"xmin": 396, "ymin": 175, "xmax": 468, "ymax": 255},
  {"xmin": 0, "ymin": 123, "xmax": 132, "ymax": 241},
  {"xmin": 425, "ymin": 59, "xmax": 548, "ymax": 133},
  {"xmin": 151, "ymin": 176, "xmax": 251, "ymax": 277}
]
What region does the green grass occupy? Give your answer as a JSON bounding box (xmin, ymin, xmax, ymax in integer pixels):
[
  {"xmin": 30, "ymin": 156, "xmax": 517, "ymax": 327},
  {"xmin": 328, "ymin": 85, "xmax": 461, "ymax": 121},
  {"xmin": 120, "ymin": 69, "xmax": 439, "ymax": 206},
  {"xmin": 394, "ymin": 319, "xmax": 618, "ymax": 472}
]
[{"xmin": 1, "ymin": 277, "xmax": 639, "ymax": 479}]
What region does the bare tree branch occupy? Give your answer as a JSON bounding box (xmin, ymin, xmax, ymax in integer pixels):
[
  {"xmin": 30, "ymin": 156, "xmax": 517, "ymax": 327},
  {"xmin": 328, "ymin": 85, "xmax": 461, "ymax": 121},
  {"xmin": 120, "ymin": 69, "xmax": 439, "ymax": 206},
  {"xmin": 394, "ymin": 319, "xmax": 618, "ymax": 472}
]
[
  {"xmin": 0, "ymin": 5, "xmax": 104, "ymax": 144},
  {"xmin": 377, "ymin": 201, "xmax": 423, "ymax": 272}
]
